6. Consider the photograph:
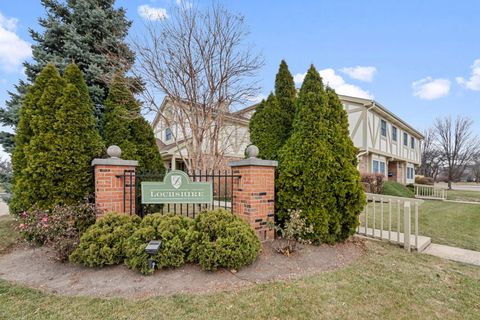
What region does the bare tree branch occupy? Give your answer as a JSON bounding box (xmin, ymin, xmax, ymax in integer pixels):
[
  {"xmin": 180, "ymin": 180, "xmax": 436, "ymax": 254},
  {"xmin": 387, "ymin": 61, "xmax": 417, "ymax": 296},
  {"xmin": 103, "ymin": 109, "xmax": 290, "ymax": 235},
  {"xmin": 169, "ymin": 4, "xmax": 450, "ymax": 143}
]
[
  {"xmin": 132, "ymin": 2, "xmax": 263, "ymax": 171},
  {"xmin": 434, "ymin": 116, "xmax": 480, "ymax": 189}
]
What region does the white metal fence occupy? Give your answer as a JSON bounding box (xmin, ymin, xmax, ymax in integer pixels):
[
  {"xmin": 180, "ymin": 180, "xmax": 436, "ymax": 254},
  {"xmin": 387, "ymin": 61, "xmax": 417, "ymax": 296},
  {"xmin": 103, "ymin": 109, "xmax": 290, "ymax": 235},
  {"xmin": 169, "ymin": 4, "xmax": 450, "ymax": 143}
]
[
  {"xmin": 414, "ymin": 184, "xmax": 447, "ymax": 200},
  {"xmin": 356, "ymin": 193, "xmax": 428, "ymax": 252}
]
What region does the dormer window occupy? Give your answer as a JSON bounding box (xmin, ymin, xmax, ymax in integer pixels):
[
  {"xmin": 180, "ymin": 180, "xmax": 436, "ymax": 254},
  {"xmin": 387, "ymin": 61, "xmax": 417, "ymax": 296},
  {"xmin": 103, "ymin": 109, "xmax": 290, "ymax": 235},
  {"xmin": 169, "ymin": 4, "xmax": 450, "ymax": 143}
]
[{"xmin": 165, "ymin": 128, "xmax": 173, "ymax": 141}]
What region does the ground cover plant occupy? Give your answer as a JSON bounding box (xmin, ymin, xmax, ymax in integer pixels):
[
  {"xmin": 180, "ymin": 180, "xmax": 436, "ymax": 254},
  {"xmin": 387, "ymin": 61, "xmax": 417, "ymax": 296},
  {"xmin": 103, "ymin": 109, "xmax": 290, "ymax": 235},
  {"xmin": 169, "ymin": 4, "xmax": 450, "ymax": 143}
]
[
  {"xmin": 124, "ymin": 213, "xmax": 193, "ymax": 274},
  {"xmin": 188, "ymin": 209, "xmax": 261, "ymax": 271}
]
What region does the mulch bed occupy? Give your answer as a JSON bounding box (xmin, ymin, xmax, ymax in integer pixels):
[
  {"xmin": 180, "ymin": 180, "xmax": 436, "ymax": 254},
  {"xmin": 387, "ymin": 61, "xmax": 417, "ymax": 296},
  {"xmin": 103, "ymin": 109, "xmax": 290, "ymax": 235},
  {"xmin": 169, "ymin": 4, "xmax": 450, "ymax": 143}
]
[{"xmin": 0, "ymin": 238, "xmax": 365, "ymax": 299}]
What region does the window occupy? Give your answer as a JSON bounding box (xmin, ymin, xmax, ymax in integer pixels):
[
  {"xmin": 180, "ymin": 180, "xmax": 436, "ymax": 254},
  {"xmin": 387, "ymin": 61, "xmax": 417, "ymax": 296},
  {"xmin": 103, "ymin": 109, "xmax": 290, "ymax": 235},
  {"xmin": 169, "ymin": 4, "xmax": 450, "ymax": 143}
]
[
  {"xmin": 381, "ymin": 119, "xmax": 387, "ymax": 137},
  {"xmin": 410, "ymin": 137, "xmax": 415, "ymax": 149},
  {"xmin": 403, "ymin": 132, "xmax": 408, "ymax": 146},
  {"xmin": 165, "ymin": 128, "xmax": 173, "ymax": 141},
  {"xmin": 392, "ymin": 126, "xmax": 397, "ymax": 141},
  {"xmin": 372, "ymin": 160, "xmax": 386, "ymax": 175},
  {"xmin": 407, "ymin": 167, "xmax": 415, "ymax": 180},
  {"xmin": 373, "ymin": 160, "xmax": 379, "ymax": 173}
]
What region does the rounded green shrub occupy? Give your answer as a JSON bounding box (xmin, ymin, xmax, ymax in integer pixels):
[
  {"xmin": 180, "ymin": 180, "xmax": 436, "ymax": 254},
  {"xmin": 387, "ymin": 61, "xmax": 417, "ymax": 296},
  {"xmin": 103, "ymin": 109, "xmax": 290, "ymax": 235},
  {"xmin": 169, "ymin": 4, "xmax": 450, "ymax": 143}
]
[
  {"xmin": 124, "ymin": 213, "xmax": 193, "ymax": 274},
  {"xmin": 187, "ymin": 209, "xmax": 261, "ymax": 271},
  {"xmin": 69, "ymin": 213, "xmax": 140, "ymax": 267}
]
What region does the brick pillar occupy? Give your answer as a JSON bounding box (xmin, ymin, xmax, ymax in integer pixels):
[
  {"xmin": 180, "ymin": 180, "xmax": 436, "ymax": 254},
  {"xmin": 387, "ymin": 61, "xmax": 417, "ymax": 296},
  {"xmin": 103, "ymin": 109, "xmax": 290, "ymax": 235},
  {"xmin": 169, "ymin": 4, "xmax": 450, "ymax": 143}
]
[
  {"xmin": 229, "ymin": 152, "xmax": 278, "ymax": 241},
  {"xmin": 91, "ymin": 146, "xmax": 138, "ymax": 215}
]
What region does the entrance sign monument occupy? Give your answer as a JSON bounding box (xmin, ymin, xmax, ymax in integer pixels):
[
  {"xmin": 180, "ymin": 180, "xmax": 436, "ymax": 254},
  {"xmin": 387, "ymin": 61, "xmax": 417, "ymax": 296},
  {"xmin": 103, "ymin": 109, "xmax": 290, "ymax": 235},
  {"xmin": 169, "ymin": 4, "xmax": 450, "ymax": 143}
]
[{"xmin": 141, "ymin": 170, "xmax": 213, "ymax": 204}]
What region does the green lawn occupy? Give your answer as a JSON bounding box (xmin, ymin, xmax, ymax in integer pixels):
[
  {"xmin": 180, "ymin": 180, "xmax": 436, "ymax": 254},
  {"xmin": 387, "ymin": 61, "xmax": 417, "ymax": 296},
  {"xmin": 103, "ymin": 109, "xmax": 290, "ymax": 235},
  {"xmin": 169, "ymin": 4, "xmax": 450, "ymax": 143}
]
[
  {"xmin": 0, "ymin": 215, "xmax": 480, "ymax": 319},
  {"xmin": 360, "ymin": 200, "xmax": 480, "ymax": 251},
  {"xmin": 0, "ymin": 215, "xmax": 19, "ymax": 254},
  {"xmin": 446, "ymin": 189, "xmax": 480, "ymax": 203}
]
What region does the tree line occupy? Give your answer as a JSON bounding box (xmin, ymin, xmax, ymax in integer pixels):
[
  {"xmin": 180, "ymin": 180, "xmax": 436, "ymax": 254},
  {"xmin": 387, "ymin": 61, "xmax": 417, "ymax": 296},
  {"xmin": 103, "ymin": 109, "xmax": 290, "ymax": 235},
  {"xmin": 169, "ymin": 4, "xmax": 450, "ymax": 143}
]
[{"xmin": 419, "ymin": 116, "xmax": 480, "ymax": 189}]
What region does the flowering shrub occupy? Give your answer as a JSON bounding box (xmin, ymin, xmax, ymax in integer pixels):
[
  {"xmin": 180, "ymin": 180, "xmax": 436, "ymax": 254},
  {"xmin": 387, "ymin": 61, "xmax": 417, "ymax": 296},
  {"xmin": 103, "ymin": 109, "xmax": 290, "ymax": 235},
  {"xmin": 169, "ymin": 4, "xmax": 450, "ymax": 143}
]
[
  {"xmin": 269, "ymin": 209, "xmax": 313, "ymax": 256},
  {"xmin": 16, "ymin": 203, "xmax": 98, "ymax": 261}
]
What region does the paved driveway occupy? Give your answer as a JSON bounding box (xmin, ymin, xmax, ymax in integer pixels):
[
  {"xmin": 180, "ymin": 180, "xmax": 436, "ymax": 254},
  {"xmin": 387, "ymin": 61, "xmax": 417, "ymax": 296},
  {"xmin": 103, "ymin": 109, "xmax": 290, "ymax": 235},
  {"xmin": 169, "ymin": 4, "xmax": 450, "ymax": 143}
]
[{"xmin": 0, "ymin": 199, "xmax": 9, "ymax": 216}]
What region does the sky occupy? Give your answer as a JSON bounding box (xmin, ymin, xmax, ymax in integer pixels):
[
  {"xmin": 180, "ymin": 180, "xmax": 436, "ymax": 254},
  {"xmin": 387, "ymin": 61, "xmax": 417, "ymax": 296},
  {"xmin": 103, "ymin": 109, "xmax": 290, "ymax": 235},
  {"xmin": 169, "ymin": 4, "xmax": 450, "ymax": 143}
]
[{"xmin": 0, "ymin": 0, "xmax": 480, "ymax": 160}]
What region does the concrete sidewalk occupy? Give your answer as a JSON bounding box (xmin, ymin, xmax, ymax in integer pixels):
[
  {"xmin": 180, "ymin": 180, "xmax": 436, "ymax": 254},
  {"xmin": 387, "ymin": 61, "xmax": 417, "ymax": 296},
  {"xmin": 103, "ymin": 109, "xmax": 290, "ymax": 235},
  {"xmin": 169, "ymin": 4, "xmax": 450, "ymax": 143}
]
[
  {"xmin": 423, "ymin": 243, "xmax": 480, "ymax": 266},
  {"xmin": 0, "ymin": 199, "xmax": 9, "ymax": 216}
]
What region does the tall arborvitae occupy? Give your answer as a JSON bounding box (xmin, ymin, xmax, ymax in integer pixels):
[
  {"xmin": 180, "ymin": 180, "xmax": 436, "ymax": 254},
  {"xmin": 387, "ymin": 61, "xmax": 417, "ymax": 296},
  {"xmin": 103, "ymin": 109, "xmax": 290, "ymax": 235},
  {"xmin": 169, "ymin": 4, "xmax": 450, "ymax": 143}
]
[
  {"xmin": 249, "ymin": 94, "xmax": 286, "ymax": 160},
  {"xmin": 249, "ymin": 60, "xmax": 296, "ymax": 160},
  {"xmin": 49, "ymin": 64, "xmax": 104, "ymax": 203},
  {"xmin": 103, "ymin": 74, "xmax": 165, "ymax": 174},
  {"xmin": 274, "ymin": 60, "xmax": 297, "ymax": 132},
  {"xmin": 277, "ymin": 65, "xmax": 365, "ymax": 244},
  {"xmin": 0, "ymin": 0, "xmax": 135, "ymax": 152},
  {"xmin": 10, "ymin": 64, "xmax": 65, "ymax": 213},
  {"xmin": 324, "ymin": 87, "xmax": 365, "ymax": 239},
  {"xmin": 10, "ymin": 64, "xmax": 104, "ymax": 213}
]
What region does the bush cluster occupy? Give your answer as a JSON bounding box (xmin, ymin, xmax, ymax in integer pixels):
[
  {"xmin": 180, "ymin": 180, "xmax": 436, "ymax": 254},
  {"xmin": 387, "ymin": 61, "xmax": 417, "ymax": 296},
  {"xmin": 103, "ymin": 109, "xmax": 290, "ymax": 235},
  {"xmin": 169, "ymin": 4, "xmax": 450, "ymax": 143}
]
[
  {"xmin": 361, "ymin": 173, "xmax": 385, "ymax": 194},
  {"xmin": 124, "ymin": 213, "xmax": 193, "ymax": 274},
  {"xmin": 71, "ymin": 210, "xmax": 261, "ymax": 274},
  {"xmin": 187, "ymin": 209, "xmax": 261, "ymax": 271},
  {"xmin": 16, "ymin": 203, "xmax": 98, "ymax": 261},
  {"xmin": 69, "ymin": 213, "xmax": 140, "ymax": 267}
]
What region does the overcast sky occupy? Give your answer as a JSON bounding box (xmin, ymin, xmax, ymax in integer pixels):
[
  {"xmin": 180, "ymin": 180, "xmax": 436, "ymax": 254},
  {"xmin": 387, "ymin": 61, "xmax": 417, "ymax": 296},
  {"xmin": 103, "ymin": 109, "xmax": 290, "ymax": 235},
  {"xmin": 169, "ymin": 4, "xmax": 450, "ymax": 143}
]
[{"xmin": 1, "ymin": 0, "xmax": 480, "ymax": 160}]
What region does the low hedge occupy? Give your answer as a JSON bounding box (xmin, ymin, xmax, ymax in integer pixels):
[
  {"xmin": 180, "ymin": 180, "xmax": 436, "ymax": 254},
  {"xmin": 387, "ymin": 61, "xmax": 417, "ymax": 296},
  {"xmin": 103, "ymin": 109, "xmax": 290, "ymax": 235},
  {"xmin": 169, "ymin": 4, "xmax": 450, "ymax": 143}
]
[
  {"xmin": 70, "ymin": 210, "xmax": 261, "ymax": 274},
  {"xmin": 124, "ymin": 213, "xmax": 193, "ymax": 274},
  {"xmin": 187, "ymin": 209, "xmax": 261, "ymax": 271},
  {"xmin": 69, "ymin": 213, "xmax": 141, "ymax": 267}
]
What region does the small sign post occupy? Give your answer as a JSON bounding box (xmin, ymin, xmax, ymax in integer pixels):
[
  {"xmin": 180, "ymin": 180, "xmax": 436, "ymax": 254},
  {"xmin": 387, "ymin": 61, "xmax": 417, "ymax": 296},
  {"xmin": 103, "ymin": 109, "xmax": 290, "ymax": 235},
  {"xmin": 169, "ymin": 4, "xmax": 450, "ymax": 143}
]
[{"xmin": 141, "ymin": 170, "xmax": 212, "ymax": 204}]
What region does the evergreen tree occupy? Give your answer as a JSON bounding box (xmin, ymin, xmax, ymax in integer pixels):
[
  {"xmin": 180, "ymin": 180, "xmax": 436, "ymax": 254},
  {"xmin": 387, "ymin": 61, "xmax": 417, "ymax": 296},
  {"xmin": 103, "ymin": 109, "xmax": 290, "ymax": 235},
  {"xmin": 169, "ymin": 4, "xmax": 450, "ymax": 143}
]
[
  {"xmin": 103, "ymin": 74, "xmax": 165, "ymax": 174},
  {"xmin": 49, "ymin": 64, "xmax": 104, "ymax": 204},
  {"xmin": 0, "ymin": 0, "xmax": 135, "ymax": 151},
  {"xmin": 275, "ymin": 60, "xmax": 297, "ymax": 131},
  {"xmin": 10, "ymin": 64, "xmax": 65, "ymax": 213},
  {"xmin": 10, "ymin": 64, "xmax": 104, "ymax": 213},
  {"xmin": 249, "ymin": 60, "xmax": 296, "ymax": 160},
  {"xmin": 277, "ymin": 65, "xmax": 365, "ymax": 244}
]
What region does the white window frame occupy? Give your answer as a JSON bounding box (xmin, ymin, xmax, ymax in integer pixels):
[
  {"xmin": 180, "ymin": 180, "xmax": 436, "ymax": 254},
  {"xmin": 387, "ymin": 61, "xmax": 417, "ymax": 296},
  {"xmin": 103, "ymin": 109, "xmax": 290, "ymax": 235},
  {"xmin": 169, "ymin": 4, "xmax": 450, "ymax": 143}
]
[
  {"xmin": 392, "ymin": 126, "xmax": 397, "ymax": 142},
  {"xmin": 165, "ymin": 128, "xmax": 173, "ymax": 141},
  {"xmin": 403, "ymin": 132, "xmax": 408, "ymax": 146},
  {"xmin": 372, "ymin": 159, "xmax": 386, "ymax": 175},
  {"xmin": 380, "ymin": 119, "xmax": 387, "ymax": 137}
]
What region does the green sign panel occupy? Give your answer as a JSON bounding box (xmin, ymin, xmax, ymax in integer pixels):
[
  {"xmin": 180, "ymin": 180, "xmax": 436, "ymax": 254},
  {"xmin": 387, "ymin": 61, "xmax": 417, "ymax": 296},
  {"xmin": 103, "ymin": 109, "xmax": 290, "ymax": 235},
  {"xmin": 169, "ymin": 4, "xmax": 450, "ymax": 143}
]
[{"xmin": 141, "ymin": 170, "xmax": 212, "ymax": 204}]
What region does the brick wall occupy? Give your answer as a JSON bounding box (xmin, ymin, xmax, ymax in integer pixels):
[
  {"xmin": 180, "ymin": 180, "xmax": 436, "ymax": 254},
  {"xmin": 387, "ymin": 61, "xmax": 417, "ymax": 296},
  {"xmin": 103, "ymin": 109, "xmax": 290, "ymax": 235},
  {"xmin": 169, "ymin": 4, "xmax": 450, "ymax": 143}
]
[
  {"xmin": 230, "ymin": 164, "xmax": 276, "ymax": 241},
  {"xmin": 93, "ymin": 163, "xmax": 136, "ymax": 215}
]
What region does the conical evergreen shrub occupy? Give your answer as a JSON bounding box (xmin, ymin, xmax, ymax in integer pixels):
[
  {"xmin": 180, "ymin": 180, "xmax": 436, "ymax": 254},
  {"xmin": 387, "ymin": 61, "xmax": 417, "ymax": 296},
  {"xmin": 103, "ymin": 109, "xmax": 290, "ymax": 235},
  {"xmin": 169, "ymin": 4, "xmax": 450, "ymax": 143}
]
[
  {"xmin": 10, "ymin": 64, "xmax": 65, "ymax": 213},
  {"xmin": 103, "ymin": 73, "xmax": 165, "ymax": 174},
  {"xmin": 249, "ymin": 60, "xmax": 296, "ymax": 161},
  {"xmin": 277, "ymin": 65, "xmax": 365, "ymax": 244},
  {"xmin": 10, "ymin": 64, "xmax": 104, "ymax": 213}
]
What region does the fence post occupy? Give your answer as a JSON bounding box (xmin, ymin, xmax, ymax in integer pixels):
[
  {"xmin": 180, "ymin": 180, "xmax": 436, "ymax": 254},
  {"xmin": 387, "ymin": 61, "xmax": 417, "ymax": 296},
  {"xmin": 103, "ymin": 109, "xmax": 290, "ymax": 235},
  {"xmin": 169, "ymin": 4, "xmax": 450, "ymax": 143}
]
[
  {"xmin": 403, "ymin": 201, "xmax": 411, "ymax": 252},
  {"xmin": 228, "ymin": 145, "xmax": 278, "ymax": 241},
  {"xmin": 91, "ymin": 146, "xmax": 138, "ymax": 216}
]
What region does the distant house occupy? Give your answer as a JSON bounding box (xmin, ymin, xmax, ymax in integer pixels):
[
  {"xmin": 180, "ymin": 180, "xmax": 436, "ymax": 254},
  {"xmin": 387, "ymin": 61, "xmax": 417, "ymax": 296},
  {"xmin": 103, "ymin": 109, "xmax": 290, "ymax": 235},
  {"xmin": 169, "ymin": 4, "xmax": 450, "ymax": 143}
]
[{"xmin": 153, "ymin": 94, "xmax": 424, "ymax": 184}]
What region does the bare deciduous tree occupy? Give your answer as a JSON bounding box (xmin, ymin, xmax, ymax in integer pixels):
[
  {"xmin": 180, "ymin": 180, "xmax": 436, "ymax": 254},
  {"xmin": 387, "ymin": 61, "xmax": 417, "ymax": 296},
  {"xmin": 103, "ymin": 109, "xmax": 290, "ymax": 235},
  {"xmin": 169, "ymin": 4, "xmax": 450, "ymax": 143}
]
[
  {"xmin": 419, "ymin": 127, "xmax": 443, "ymax": 180},
  {"xmin": 434, "ymin": 116, "xmax": 480, "ymax": 189},
  {"xmin": 133, "ymin": 2, "xmax": 263, "ymax": 172},
  {"xmin": 471, "ymin": 158, "xmax": 480, "ymax": 183}
]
